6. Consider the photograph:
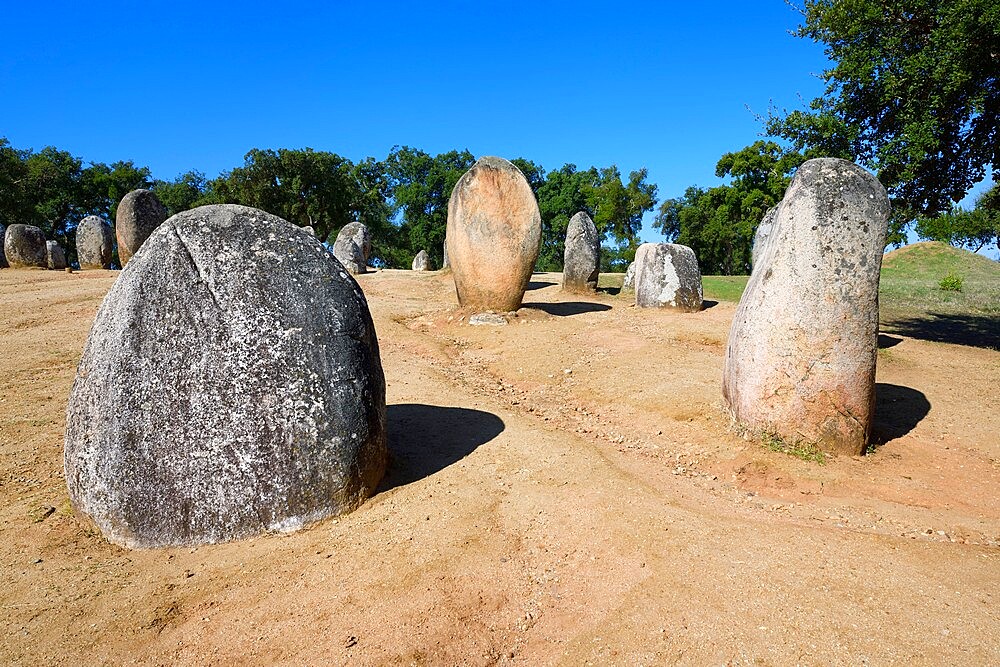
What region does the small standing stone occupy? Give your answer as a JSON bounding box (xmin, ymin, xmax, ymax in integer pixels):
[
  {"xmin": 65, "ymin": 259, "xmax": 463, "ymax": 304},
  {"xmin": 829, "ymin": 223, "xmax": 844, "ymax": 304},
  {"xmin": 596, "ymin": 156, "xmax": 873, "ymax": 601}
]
[
  {"xmin": 116, "ymin": 190, "xmax": 168, "ymax": 266},
  {"xmin": 622, "ymin": 261, "xmax": 636, "ymax": 291},
  {"xmin": 412, "ymin": 250, "xmax": 433, "ymax": 271},
  {"xmin": 4, "ymin": 224, "xmax": 48, "ymax": 268},
  {"xmin": 562, "ymin": 211, "xmax": 600, "ymax": 293},
  {"xmin": 333, "ymin": 222, "xmax": 371, "ymax": 274},
  {"xmin": 76, "ymin": 216, "xmax": 115, "ymax": 269},
  {"xmin": 446, "ymin": 156, "xmax": 541, "ymax": 311},
  {"xmin": 723, "ymin": 158, "xmax": 890, "ymax": 456},
  {"xmin": 751, "ymin": 205, "xmax": 779, "ymax": 269},
  {"xmin": 633, "ymin": 243, "xmax": 703, "ymax": 311},
  {"xmin": 46, "ymin": 240, "xmax": 67, "ymax": 270},
  {"xmin": 442, "ymin": 239, "xmax": 450, "ymax": 270}
]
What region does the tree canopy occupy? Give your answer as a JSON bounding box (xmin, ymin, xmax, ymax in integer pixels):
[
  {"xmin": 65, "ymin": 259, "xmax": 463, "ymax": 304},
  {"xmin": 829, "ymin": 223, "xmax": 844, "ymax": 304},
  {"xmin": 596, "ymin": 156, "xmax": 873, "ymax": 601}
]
[{"xmin": 767, "ymin": 0, "xmax": 1000, "ymax": 217}]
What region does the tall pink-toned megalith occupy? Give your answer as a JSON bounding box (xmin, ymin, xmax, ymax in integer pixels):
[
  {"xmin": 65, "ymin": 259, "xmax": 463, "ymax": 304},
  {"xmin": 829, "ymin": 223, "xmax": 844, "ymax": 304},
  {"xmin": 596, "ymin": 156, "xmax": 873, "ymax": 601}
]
[
  {"xmin": 723, "ymin": 158, "xmax": 890, "ymax": 455},
  {"xmin": 446, "ymin": 157, "xmax": 541, "ymax": 312}
]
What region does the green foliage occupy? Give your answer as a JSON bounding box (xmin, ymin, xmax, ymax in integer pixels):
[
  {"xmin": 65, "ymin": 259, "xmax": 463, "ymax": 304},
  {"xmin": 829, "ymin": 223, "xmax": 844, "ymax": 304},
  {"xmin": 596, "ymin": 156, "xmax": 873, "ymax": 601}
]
[
  {"xmin": 655, "ymin": 141, "xmax": 803, "ymax": 274},
  {"xmin": 152, "ymin": 170, "xmax": 212, "ymax": 217},
  {"xmin": 915, "ymin": 185, "xmax": 1000, "ymax": 253},
  {"xmin": 759, "ymin": 431, "xmax": 828, "ymax": 464},
  {"xmin": 768, "ymin": 0, "xmax": 1000, "ymax": 218},
  {"xmin": 938, "ymin": 272, "xmax": 964, "ymax": 291},
  {"xmin": 702, "ymin": 275, "xmax": 750, "ymax": 302},
  {"xmin": 385, "ymin": 146, "xmax": 475, "ymax": 268}
]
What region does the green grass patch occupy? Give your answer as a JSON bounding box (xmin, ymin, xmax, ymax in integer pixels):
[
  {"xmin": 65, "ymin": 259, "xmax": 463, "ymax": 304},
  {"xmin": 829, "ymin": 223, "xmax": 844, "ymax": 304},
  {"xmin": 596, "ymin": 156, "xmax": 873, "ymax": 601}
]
[
  {"xmin": 759, "ymin": 431, "xmax": 828, "ymax": 464},
  {"xmin": 702, "ymin": 275, "xmax": 750, "ymax": 302}
]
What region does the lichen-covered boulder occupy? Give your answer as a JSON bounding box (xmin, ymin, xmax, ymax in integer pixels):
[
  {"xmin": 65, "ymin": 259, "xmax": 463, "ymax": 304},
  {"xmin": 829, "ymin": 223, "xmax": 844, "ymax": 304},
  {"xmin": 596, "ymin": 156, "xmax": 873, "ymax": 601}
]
[
  {"xmin": 723, "ymin": 158, "xmax": 890, "ymax": 456},
  {"xmin": 332, "ymin": 222, "xmax": 371, "ymax": 274},
  {"xmin": 751, "ymin": 205, "xmax": 779, "ymax": 269},
  {"xmin": 46, "ymin": 240, "xmax": 67, "ymax": 270},
  {"xmin": 412, "ymin": 250, "xmax": 432, "ymax": 271},
  {"xmin": 0, "ymin": 223, "xmax": 7, "ymax": 268},
  {"xmin": 65, "ymin": 204, "xmax": 387, "ymax": 548},
  {"xmin": 76, "ymin": 215, "xmax": 115, "ymax": 269},
  {"xmin": 633, "ymin": 243, "xmax": 703, "ymax": 311},
  {"xmin": 4, "ymin": 224, "xmax": 48, "ymax": 268},
  {"xmin": 446, "ymin": 156, "xmax": 541, "ymax": 311},
  {"xmin": 622, "ymin": 261, "xmax": 636, "ymax": 291},
  {"xmin": 116, "ymin": 189, "xmax": 167, "ymax": 266},
  {"xmin": 562, "ymin": 211, "xmax": 600, "ymax": 293}
]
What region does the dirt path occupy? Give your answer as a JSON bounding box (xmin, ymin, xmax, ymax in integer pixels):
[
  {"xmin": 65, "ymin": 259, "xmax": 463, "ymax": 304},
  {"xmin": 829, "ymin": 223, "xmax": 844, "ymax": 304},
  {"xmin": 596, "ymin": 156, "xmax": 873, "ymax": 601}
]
[{"xmin": 2, "ymin": 268, "xmax": 997, "ymax": 665}]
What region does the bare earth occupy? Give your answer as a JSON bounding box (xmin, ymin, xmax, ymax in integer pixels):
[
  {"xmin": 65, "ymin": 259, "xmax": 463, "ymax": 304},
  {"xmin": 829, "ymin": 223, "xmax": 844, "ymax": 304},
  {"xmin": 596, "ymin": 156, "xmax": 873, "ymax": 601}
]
[{"xmin": 1, "ymin": 268, "xmax": 998, "ymax": 666}]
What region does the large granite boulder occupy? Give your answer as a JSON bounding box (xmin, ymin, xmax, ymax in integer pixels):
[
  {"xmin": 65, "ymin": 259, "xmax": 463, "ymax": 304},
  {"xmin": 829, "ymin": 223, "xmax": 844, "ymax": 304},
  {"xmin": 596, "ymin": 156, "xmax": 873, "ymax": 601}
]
[
  {"xmin": 562, "ymin": 211, "xmax": 600, "ymax": 293},
  {"xmin": 65, "ymin": 204, "xmax": 388, "ymax": 548},
  {"xmin": 76, "ymin": 215, "xmax": 115, "ymax": 269},
  {"xmin": 116, "ymin": 189, "xmax": 167, "ymax": 266},
  {"xmin": 723, "ymin": 158, "xmax": 890, "ymax": 456},
  {"xmin": 751, "ymin": 205, "xmax": 779, "ymax": 269},
  {"xmin": 332, "ymin": 222, "xmax": 371, "ymax": 274},
  {"xmin": 622, "ymin": 261, "xmax": 636, "ymax": 291},
  {"xmin": 4, "ymin": 224, "xmax": 48, "ymax": 268},
  {"xmin": 46, "ymin": 240, "xmax": 67, "ymax": 270},
  {"xmin": 633, "ymin": 243, "xmax": 703, "ymax": 311},
  {"xmin": 0, "ymin": 223, "xmax": 7, "ymax": 268},
  {"xmin": 446, "ymin": 156, "xmax": 541, "ymax": 311},
  {"xmin": 412, "ymin": 250, "xmax": 432, "ymax": 271}
]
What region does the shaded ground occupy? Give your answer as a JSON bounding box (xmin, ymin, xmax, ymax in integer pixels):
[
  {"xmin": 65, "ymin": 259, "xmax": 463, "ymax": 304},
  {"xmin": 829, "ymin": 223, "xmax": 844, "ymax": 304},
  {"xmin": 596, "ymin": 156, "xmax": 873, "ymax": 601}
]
[{"xmin": 1, "ymin": 267, "xmax": 998, "ymax": 666}]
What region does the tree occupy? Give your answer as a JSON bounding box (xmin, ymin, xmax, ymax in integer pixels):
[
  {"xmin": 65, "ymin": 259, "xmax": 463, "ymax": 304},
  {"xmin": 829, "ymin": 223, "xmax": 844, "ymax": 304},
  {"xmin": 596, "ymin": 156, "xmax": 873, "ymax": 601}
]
[
  {"xmin": 654, "ymin": 142, "xmax": 803, "ymax": 274},
  {"xmin": 152, "ymin": 170, "xmax": 212, "ymax": 217},
  {"xmin": 915, "ymin": 185, "xmax": 1000, "ymax": 252},
  {"xmin": 533, "ymin": 164, "xmax": 596, "ymax": 270},
  {"xmin": 385, "ymin": 146, "xmax": 476, "ymax": 268},
  {"xmin": 768, "ymin": 0, "xmax": 1000, "ymax": 219}
]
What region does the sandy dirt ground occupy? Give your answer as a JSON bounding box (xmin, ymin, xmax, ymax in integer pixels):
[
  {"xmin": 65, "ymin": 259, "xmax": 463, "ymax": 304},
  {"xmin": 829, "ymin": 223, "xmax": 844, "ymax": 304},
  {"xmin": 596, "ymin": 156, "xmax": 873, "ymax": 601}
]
[{"xmin": 1, "ymin": 267, "xmax": 998, "ymax": 666}]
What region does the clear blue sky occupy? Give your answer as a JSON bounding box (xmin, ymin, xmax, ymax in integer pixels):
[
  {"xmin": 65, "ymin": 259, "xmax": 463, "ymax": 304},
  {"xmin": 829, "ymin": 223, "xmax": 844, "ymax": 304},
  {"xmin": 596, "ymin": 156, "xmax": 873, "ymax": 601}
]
[{"xmin": 2, "ymin": 1, "xmax": 993, "ymax": 248}]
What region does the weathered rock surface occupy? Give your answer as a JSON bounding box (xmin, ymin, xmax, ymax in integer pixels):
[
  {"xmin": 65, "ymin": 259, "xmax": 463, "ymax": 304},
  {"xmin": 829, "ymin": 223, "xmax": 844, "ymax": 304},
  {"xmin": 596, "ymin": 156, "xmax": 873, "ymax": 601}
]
[
  {"xmin": 633, "ymin": 243, "xmax": 703, "ymax": 311},
  {"xmin": 333, "ymin": 222, "xmax": 371, "ymax": 274},
  {"xmin": 4, "ymin": 224, "xmax": 48, "ymax": 268},
  {"xmin": 302, "ymin": 225, "xmax": 316, "ymax": 237},
  {"xmin": 76, "ymin": 216, "xmax": 115, "ymax": 269},
  {"xmin": 442, "ymin": 240, "xmax": 450, "ymax": 270},
  {"xmin": 562, "ymin": 211, "xmax": 600, "ymax": 293},
  {"xmin": 751, "ymin": 205, "xmax": 779, "ymax": 269},
  {"xmin": 446, "ymin": 156, "xmax": 541, "ymax": 311},
  {"xmin": 64, "ymin": 204, "xmax": 388, "ymax": 548},
  {"xmin": 116, "ymin": 190, "xmax": 167, "ymax": 266},
  {"xmin": 0, "ymin": 223, "xmax": 7, "ymax": 268},
  {"xmin": 412, "ymin": 250, "xmax": 432, "ymax": 271},
  {"xmin": 46, "ymin": 241, "xmax": 67, "ymax": 270},
  {"xmin": 469, "ymin": 312, "xmax": 508, "ymax": 326},
  {"xmin": 723, "ymin": 158, "xmax": 890, "ymax": 456},
  {"xmin": 622, "ymin": 261, "xmax": 636, "ymax": 291}
]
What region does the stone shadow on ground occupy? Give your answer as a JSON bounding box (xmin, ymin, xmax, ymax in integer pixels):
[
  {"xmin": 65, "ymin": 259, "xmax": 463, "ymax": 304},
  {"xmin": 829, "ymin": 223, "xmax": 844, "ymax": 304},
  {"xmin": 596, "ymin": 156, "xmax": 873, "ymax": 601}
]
[
  {"xmin": 883, "ymin": 313, "xmax": 1000, "ymax": 350},
  {"xmin": 702, "ymin": 300, "xmax": 719, "ymax": 310},
  {"xmin": 878, "ymin": 333, "xmax": 903, "ymax": 348},
  {"xmin": 379, "ymin": 404, "xmax": 505, "ymax": 491},
  {"xmin": 521, "ymin": 302, "xmax": 612, "ymax": 317},
  {"xmin": 525, "ymin": 280, "xmax": 557, "ymax": 291},
  {"xmin": 869, "ymin": 383, "xmax": 931, "ymax": 448}
]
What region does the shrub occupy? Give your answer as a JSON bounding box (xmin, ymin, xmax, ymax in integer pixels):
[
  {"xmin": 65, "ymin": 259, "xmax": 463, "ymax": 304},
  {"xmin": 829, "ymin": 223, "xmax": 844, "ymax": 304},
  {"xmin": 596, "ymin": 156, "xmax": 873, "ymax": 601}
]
[{"xmin": 939, "ymin": 272, "xmax": 964, "ymax": 292}]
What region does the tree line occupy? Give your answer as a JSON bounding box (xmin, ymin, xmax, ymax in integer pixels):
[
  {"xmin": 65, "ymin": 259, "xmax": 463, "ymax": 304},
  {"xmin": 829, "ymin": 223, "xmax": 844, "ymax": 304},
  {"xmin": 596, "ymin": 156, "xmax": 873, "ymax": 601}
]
[{"xmin": 0, "ymin": 140, "xmax": 658, "ymax": 271}]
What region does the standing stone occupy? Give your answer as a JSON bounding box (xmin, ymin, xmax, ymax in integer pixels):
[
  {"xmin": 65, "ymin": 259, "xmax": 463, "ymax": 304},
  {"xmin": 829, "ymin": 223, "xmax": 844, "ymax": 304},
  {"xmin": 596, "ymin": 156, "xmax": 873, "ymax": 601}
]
[
  {"xmin": 64, "ymin": 204, "xmax": 387, "ymax": 548},
  {"xmin": 442, "ymin": 239, "xmax": 450, "ymax": 270},
  {"xmin": 562, "ymin": 211, "xmax": 600, "ymax": 293},
  {"xmin": 723, "ymin": 158, "xmax": 890, "ymax": 456},
  {"xmin": 332, "ymin": 222, "xmax": 371, "ymax": 274},
  {"xmin": 46, "ymin": 240, "xmax": 67, "ymax": 270},
  {"xmin": 751, "ymin": 205, "xmax": 779, "ymax": 269},
  {"xmin": 76, "ymin": 216, "xmax": 115, "ymax": 269},
  {"xmin": 633, "ymin": 243, "xmax": 703, "ymax": 311},
  {"xmin": 4, "ymin": 224, "xmax": 48, "ymax": 268},
  {"xmin": 116, "ymin": 189, "xmax": 167, "ymax": 266},
  {"xmin": 0, "ymin": 223, "xmax": 7, "ymax": 268},
  {"xmin": 446, "ymin": 156, "xmax": 541, "ymax": 311},
  {"xmin": 622, "ymin": 261, "xmax": 636, "ymax": 291},
  {"xmin": 412, "ymin": 250, "xmax": 432, "ymax": 271}
]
